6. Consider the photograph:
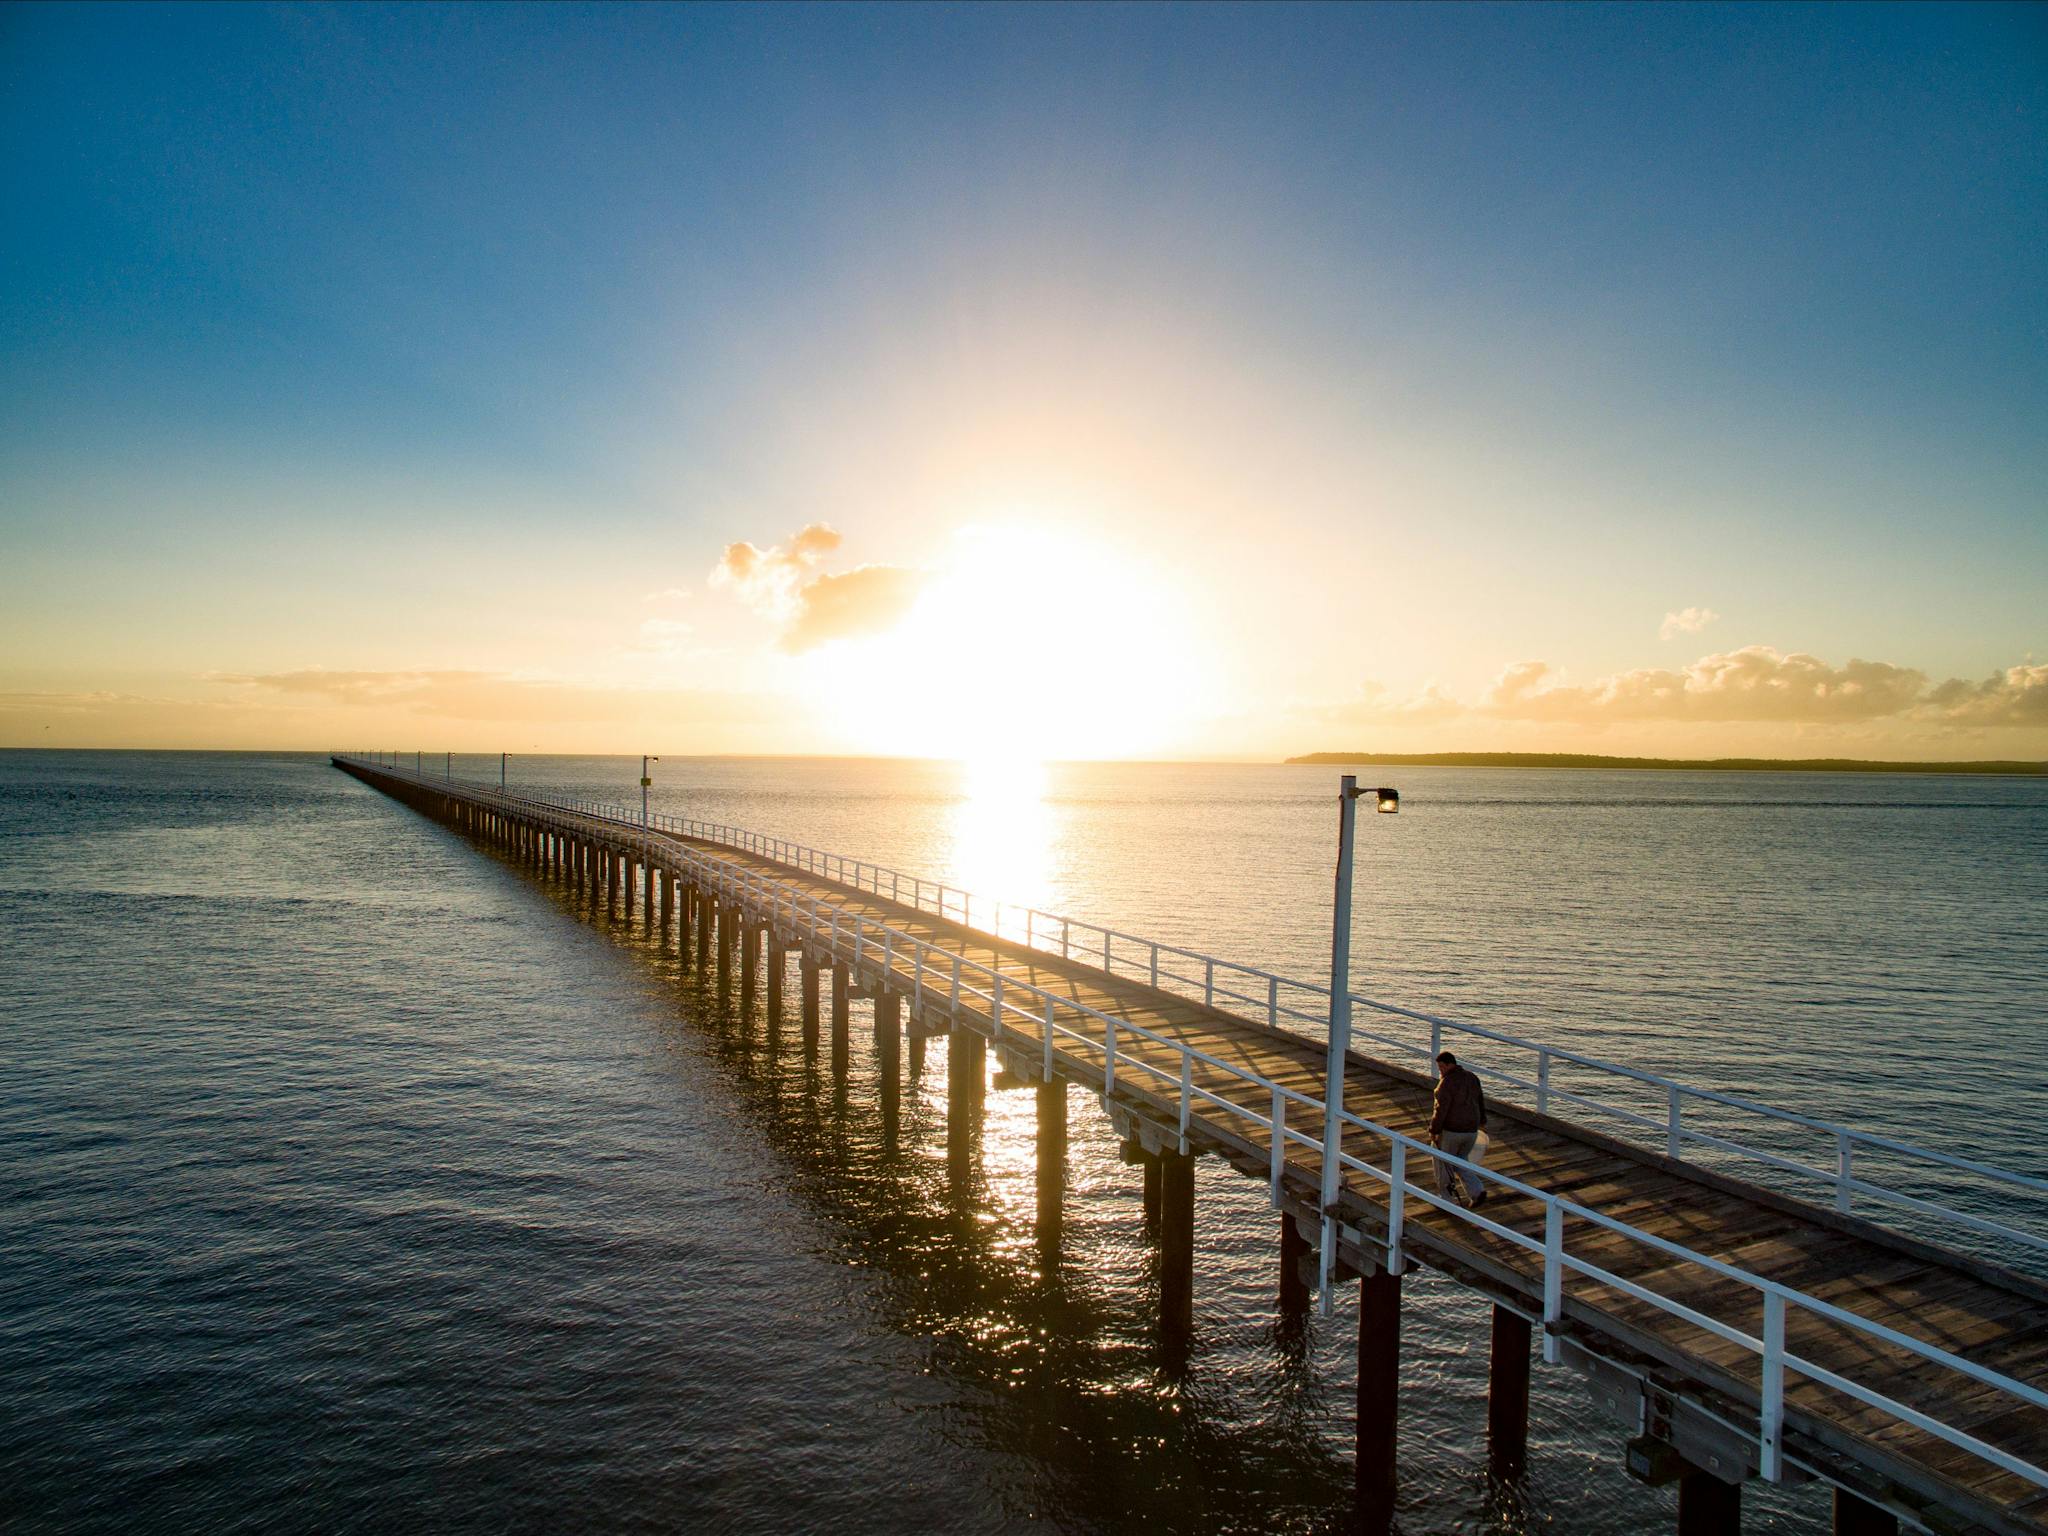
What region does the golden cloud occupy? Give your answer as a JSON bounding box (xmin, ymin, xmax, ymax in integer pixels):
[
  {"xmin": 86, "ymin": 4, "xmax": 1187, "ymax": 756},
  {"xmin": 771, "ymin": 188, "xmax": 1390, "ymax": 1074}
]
[{"xmin": 712, "ymin": 523, "xmax": 925, "ymax": 653}]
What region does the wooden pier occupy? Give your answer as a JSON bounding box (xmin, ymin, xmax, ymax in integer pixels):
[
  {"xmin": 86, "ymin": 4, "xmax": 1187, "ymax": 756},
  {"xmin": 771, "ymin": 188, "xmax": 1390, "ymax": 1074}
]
[{"xmin": 335, "ymin": 756, "xmax": 2048, "ymax": 1536}]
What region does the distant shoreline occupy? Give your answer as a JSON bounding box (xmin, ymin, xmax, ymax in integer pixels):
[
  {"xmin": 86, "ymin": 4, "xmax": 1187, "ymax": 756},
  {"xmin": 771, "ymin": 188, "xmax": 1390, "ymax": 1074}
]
[{"xmin": 1284, "ymin": 751, "xmax": 2048, "ymax": 776}]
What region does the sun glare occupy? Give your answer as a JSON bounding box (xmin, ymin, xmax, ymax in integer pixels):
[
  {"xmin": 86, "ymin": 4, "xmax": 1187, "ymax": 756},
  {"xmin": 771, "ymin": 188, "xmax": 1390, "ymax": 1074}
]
[{"xmin": 803, "ymin": 521, "xmax": 1208, "ymax": 762}]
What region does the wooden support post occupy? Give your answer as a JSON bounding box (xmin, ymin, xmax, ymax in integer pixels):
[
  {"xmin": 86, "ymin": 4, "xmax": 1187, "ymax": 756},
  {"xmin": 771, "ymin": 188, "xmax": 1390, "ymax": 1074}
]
[
  {"xmin": 1356, "ymin": 1267, "xmax": 1404, "ymax": 1535},
  {"xmin": 907, "ymin": 1028, "xmax": 925, "ymax": 1075},
  {"xmin": 715, "ymin": 905, "xmax": 732, "ymax": 986},
  {"xmin": 800, "ymin": 959, "xmax": 820, "ymax": 1050},
  {"xmin": 1676, "ymin": 1468, "xmax": 1741, "ymax": 1535},
  {"xmin": 1488, "ymin": 1306, "xmax": 1532, "ymax": 1480},
  {"xmin": 876, "ymin": 992, "xmax": 901, "ymax": 1134},
  {"xmin": 1036, "ymin": 1078, "xmax": 1066, "ymax": 1252},
  {"xmin": 1279, "ymin": 1215, "xmax": 1310, "ymax": 1317},
  {"xmin": 1158, "ymin": 1150, "xmax": 1196, "ymax": 1342},
  {"xmin": 658, "ymin": 868, "xmax": 670, "ymax": 934},
  {"xmin": 695, "ymin": 889, "xmax": 711, "ymax": 970},
  {"xmin": 947, "ymin": 1029, "xmax": 984, "ymax": 1177},
  {"xmin": 830, "ymin": 962, "xmax": 851, "ymax": 1075},
  {"xmin": 621, "ymin": 854, "xmax": 634, "ymax": 919},
  {"xmin": 767, "ymin": 940, "xmax": 785, "ymax": 1021},
  {"xmin": 642, "ymin": 860, "xmax": 654, "ymax": 927},
  {"xmin": 741, "ymin": 920, "xmax": 758, "ymax": 1003},
  {"xmin": 1831, "ymin": 1491, "xmax": 1896, "ymax": 1536},
  {"xmin": 1143, "ymin": 1154, "xmax": 1163, "ymax": 1229}
]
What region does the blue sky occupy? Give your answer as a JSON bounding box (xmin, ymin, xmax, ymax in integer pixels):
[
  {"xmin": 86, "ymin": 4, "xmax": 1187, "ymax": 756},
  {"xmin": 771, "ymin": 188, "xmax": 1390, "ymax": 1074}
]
[{"xmin": 3, "ymin": 2, "xmax": 2043, "ymax": 754}]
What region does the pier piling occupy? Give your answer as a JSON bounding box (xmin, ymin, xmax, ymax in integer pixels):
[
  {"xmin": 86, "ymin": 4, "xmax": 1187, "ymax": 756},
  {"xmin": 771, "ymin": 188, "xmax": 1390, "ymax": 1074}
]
[
  {"xmin": 1488, "ymin": 1306, "xmax": 1533, "ymax": 1480},
  {"xmin": 1676, "ymin": 1466, "xmax": 1741, "ymax": 1535},
  {"xmin": 1159, "ymin": 1150, "xmax": 1195, "ymax": 1342},
  {"xmin": 830, "ymin": 963, "xmax": 850, "ymax": 1075},
  {"xmin": 1356, "ymin": 1268, "xmax": 1405, "ymax": 1535}
]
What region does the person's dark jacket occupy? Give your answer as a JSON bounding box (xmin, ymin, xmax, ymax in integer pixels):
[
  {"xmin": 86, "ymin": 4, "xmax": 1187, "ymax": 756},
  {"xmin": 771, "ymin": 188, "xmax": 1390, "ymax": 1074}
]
[{"xmin": 1430, "ymin": 1065, "xmax": 1488, "ymax": 1137}]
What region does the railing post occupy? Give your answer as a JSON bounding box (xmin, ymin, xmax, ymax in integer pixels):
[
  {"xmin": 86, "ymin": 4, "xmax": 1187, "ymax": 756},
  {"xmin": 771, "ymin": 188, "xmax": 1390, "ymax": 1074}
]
[
  {"xmin": 1542, "ymin": 1201, "xmax": 1564, "ymax": 1364},
  {"xmin": 1760, "ymin": 1290, "xmax": 1786, "ymax": 1483},
  {"xmin": 1204, "ymin": 958, "xmax": 1214, "ymax": 1008},
  {"xmin": 1178, "ymin": 1051, "xmax": 1191, "ymax": 1154},
  {"xmin": 1042, "ymin": 998, "xmax": 1055, "ymax": 1081},
  {"xmin": 1269, "ymin": 1090, "xmax": 1285, "ymax": 1206},
  {"xmin": 1104, "ymin": 1019, "xmax": 1117, "ymax": 1101},
  {"xmin": 1537, "ymin": 1049, "xmax": 1551, "ymax": 1115},
  {"xmin": 1430, "ymin": 1018, "xmax": 1442, "ymax": 1061},
  {"xmin": 1268, "ymin": 975, "xmax": 1278, "ymax": 1027},
  {"xmin": 1836, "ymin": 1131, "xmax": 1854, "ymax": 1214},
  {"xmin": 1387, "ymin": 1141, "xmax": 1407, "ymax": 1274},
  {"xmin": 1062, "ymin": 919, "xmax": 1070, "ymax": 959},
  {"xmin": 1150, "ymin": 944, "xmax": 1160, "ymax": 988},
  {"xmin": 993, "ymin": 971, "xmax": 1005, "ymax": 1039},
  {"xmin": 1667, "ymin": 1084, "xmax": 1683, "ymax": 1160}
]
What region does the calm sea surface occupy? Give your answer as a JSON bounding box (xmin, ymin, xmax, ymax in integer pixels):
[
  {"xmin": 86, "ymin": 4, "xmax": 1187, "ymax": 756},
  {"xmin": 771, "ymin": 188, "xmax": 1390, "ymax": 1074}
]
[{"xmin": 4, "ymin": 751, "xmax": 2045, "ymax": 1533}]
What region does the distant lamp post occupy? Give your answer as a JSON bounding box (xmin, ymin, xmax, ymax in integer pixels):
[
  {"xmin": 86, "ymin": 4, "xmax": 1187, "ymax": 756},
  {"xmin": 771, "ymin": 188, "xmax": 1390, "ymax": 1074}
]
[
  {"xmin": 1318, "ymin": 776, "xmax": 1401, "ymax": 1315},
  {"xmin": 446, "ymin": 752, "xmax": 452, "ymax": 783},
  {"xmin": 641, "ymin": 755, "xmax": 659, "ymax": 825},
  {"xmin": 500, "ymin": 752, "xmax": 507, "ymax": 793}
]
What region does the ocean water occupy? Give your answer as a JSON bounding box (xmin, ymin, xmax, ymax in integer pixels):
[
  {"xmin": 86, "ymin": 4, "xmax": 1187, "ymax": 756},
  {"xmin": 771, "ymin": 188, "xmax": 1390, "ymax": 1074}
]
[{"xmin": 3, "ymin": 750, "xmax": 2044, "ymax": 1534}]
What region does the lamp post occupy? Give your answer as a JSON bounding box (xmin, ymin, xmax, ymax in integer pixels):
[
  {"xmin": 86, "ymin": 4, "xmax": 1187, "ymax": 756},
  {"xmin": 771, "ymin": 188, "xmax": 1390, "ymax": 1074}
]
[
  {"xmin": 641, "ymin": 755, "xmax": 659, "ymax": 826},
  {"xmin": 500, "ymin": 752, "xmax": 507, "ymax": 793},
  {"xmin": 1319, "ymin": 775, "xmax": 1399, "ymax": 1315}
]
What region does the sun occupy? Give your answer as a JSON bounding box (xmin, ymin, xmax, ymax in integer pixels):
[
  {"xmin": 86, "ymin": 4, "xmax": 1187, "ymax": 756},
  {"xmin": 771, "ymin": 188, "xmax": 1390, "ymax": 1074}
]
[{"xmin": 802, "ymin": 520, "xmax": 1211, "ymax": 762}]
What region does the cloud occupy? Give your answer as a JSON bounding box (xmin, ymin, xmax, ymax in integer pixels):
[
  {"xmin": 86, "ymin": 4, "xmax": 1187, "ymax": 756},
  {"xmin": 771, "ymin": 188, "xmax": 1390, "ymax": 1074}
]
[
  {"xmin": 1660, "ymin": 606, "xmax": 1720, "ymax": 641},
  {"xmin": 1926, "ymin": 663, "xmax": 2048, "ymax": 727},
  {"xmin": 779, "ymin": 565, "xmax": 925, "ymax": 652},
  {"xmin": 1329, "ymin": 645, "xmax": 2048, "ymax": 736},
  {"xmin": 712, "ymin": 522, "xmax": 843, "ymax": 619},
  {"xmin": 1482, "ymin": 647, "xmax": 1928, "ymax": 723},
  {"xmin": 229, "ymin": 668, "xmax": 759, "ymax": 724},
  {"xmin": 712, "ymin": 523, "xmax": 926, "ymax": 652}
]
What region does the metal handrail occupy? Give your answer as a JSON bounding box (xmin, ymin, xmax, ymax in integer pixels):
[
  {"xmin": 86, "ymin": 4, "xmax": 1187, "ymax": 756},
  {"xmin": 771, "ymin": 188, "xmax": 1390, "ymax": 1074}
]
[
  {"xmin": 340, "ymin": 754, "xmax": 2048, "ymax": 1266},
  {"xmin": 340, "ymin": 755, "xmax": 2048, "ymax": 1501}
]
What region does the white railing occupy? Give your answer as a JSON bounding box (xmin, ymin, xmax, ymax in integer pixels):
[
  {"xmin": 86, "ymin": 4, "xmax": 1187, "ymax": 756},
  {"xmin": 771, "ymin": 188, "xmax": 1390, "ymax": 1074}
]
[
  {"xmin": 338, "ymin": 754, "xmax": 2048, "ymax": 1276},
  {"xmin": 340, "ymin": 754, "xmax": 2048, "ymax": 1503}
]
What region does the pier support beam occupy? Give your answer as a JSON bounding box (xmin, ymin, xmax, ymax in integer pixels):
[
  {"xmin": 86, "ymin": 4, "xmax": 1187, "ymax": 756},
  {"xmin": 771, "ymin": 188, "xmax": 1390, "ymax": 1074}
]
[
  {"xmin": 1831, "ymin": 1491, "xmax": 1896, "ymax": 1536},
  {"xmin": 800, "ymin": 960, "xmax": 821, "ymax": 1052},
  {"xmin": 740, "ymin": 920, "xmax": 758, "ymax": 1005},
  {"xmin": 1142, "ymin": 1153, "xmax": 1163, "ymax": 1229},
  {"xmin": 767, "ymin": 940, "xmax": 785, "ymax": 1022},
  {"xmin": 876, "ymin": 992, "xmax": 901, "ymax": 1136},
  {"xmin": 695, "ymin": 889, "xmax": 711, "ymax": 970},
  {"xmin": 1356, "ymin": 1268, "xmax": 1404, "ymax": 1536},
  {"xmin": 642, "ymin": 861, "xmax": 654, "ymax": 927},
  {"xmin": 1279, "ymin": 1215, "xmax": 1310, "ymax": 1318},
  {"xmin": 1158, "ymin": 1150, "xmax": 1196, "ymax": 1344},
  {"xmin": 621, "ymin": 855, "xmax": 634, "ymax": 919},
  {"xmin": 947, "ymin": 1029, "xmax": 985, "ymax": 1177},
  {"xmin": 830, "ymin": 963, "xmax": 851, "ymax": 1075},
  {"xmin": 1488, "ymin": 1306, "xmax": 1532, "ymax": 1480},
  {"xmin": 1036, "ymin": 1078, "xmax": 1066, "ymax": 1253},
  {"xmin": 1676, "ymin": 1467, "xmax": 1741, "ymax": 1535}
]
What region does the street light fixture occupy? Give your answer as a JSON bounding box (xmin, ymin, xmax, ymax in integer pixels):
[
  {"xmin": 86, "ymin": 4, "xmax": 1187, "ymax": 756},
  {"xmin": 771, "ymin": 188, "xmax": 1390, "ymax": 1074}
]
[
  {"xmin": 1318, "ymin": 775, "xmax": 1400, "ymax": 1315},
  {"xmin": 641, "ymin": 755, "xmax": 659, "ymax": 825}
]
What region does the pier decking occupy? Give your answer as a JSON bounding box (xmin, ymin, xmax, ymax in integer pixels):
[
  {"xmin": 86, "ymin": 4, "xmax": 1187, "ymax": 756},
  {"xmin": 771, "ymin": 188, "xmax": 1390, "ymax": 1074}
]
[{"xmin": 334, "ymin": 755, "xmax": 2048, "ymax": 1536}]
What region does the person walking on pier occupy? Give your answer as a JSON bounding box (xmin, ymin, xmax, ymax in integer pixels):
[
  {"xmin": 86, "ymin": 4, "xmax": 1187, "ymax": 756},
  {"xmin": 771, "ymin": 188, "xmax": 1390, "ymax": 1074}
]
[{"xmin": 1430, "ymin": 1050, "xmax": 1490, "ymax": 1210}]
